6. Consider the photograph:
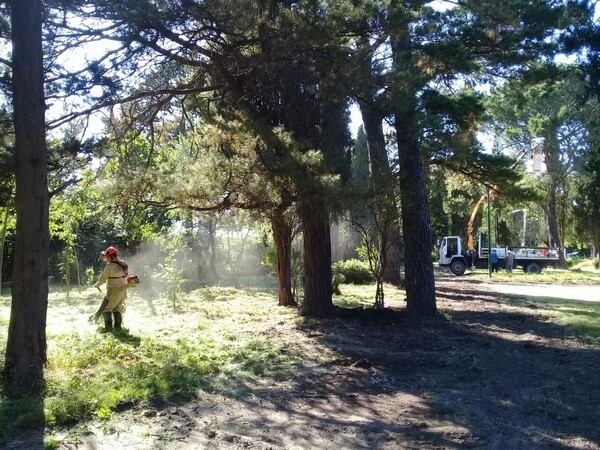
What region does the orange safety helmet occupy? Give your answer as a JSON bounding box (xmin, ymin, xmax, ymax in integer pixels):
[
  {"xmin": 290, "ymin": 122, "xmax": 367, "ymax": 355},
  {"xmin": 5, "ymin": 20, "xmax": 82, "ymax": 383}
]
[{"xmin": 102, "ymin": 246, "xmax": 119, "ymax": 257}]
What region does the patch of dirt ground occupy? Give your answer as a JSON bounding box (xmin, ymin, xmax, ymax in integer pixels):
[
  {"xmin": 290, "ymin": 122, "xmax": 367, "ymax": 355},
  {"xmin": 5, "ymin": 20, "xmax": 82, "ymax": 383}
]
[{"xmin": 5, "ymin": 279, "xmax": 600, "ymax": 450}]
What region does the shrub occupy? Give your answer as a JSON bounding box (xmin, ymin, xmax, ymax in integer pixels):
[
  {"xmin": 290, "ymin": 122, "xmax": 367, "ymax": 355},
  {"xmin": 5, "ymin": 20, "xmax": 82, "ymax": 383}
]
[
  {"xmin": 332, "ymin": 259, "xmax": 374, "ymax": 285},
  {"xmin": 594, "ymin": 258, "xmax": 600, "ymax": 270},
  {"xmin": 566, "ymin": 258, "xmax": 576, "ymax": 268}
]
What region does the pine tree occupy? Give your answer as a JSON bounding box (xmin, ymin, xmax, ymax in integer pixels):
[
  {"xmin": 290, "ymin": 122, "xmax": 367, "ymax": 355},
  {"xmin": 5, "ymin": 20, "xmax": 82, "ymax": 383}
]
[
  {"xmin": 486, "ymin": 68, "xmax": 588, "ymax": 267},
  {"xmin": 354, "ymin": 33, "xmax": 404, "ymax": 286},
  {"xmin": 4, "ymin": 0, "xmax": 49, "ymax": 392}
]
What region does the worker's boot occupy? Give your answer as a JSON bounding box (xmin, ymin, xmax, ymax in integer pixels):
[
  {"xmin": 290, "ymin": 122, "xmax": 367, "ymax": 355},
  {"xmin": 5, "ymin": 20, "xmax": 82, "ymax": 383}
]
[
  {"xmin": 113, "ymin": 312, "xmax": 123, "ymax": 330},
  {"xmin": 102, "ymin": 312, "xmax": 113, "ymax": 332}
]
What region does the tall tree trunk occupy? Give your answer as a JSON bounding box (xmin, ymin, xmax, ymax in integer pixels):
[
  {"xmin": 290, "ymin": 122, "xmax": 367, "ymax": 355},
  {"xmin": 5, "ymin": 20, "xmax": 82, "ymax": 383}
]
[
  {"xmin": 271, "ymin": 211, "xmax": 296, "ymax": 307},
  {"xmin": 543, "ymin": 129, "xmax": 567, "ymax": 268},
  {"xmin": 360, "ymin": 105, "xmax": 404, "ymax": 286},
  {"xmin": 207, "ymin": 219, "xmax": 219, "ymax": 280},
  {"xmin": 4, "ymin": 0, "xmax": 50, "ymax": 392},
  {"xmin": 547, "ymin": 190, "xmax": 563, "ymax": 246},
  {"xmin": 330, "ymin": 220, "xmax": 340, "ymax": 263},
  {"xmin": 299, "ymin": 199, "xmax": 333, "ymax": 317},
  {"xmin": 0, "ymin": 207, "xmax": 9, "ymax": 296},
  {"xmin": 389, "ymin": 11, "xmax": 436, "ymax": 318},
  {"xmin": 75, "ymin": 251, "xmax": 82, "ymax": 293},
  {"xmin": 394, "ymin": 118, "xmax": 436, "ymax": 317}
]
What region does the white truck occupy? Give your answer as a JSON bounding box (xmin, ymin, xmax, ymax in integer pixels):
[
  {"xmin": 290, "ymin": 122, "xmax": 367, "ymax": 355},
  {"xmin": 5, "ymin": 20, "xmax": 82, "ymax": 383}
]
[{"xmin": 439, "ymin": 235, "xmax": 561, "ymax": 276}]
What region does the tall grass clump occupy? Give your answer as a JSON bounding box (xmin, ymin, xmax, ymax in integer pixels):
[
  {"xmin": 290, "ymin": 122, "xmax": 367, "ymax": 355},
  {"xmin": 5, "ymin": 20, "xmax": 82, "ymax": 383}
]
[
  {"xmin": 41, "ymin": 331, "xmax": 299, "ymax": 427},
  {"xmin": 0, "ymin": 285, "xmax": 306, "ymax": 440}
]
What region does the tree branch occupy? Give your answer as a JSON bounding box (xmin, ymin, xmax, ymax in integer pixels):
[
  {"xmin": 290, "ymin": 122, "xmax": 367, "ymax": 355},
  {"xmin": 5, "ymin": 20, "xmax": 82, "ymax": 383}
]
[
  {"xmin": 49, "ymin": 177, "xmax": 81, "ymax": 198},
  {"xmin": 47, "ymin": 83, "xmax": 222, "ymax": 129}
]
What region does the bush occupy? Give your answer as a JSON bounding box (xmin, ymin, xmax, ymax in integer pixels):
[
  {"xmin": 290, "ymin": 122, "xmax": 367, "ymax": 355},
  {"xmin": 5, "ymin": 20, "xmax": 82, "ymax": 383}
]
[
  {"xmin": 566, "ymin": 258, "xmax": 576, "ymax": 268},
  {"xmin": 332, "ymin": 259, "xmax": 374, "ymax": 285},
  {"xmin": 594, "ymin": 258, "xmax": 600, "ymax": 270}
]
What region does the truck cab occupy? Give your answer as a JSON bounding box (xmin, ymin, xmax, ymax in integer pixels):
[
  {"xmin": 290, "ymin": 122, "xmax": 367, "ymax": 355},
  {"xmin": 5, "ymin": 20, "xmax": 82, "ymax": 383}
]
[{"xmin": 439, "ymin": 236, "xmax": 469, "ymax": 275}]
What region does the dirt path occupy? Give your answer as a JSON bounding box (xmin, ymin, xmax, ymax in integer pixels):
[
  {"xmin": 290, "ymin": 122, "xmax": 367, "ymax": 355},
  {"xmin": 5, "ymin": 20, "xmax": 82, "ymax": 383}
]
[
  {"xmin": 484, "ymin": 283, "xmax": 600, "ymax": 302},
  {"xmin": 435, "ymin": 275, "xmax": 600, "ymax": 302},
  {"xmin": 4, "ymin": 281, "xmax": 600, "ymax": 450}
]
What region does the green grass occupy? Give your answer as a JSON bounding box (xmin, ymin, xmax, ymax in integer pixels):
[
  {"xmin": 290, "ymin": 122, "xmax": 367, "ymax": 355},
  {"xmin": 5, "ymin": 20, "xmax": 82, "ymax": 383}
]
[
  {"xmin": 42, "ymin": 332, "xmax": 297, "ymax": 427},
  {"xmin": 333, "ymin": 283, "xmax": 405, "ymax": 309},
  {"xmin": 332, "ymin": 281, "xmax": 600, "ymax": 341},
  {"xmin": 570, "ymin": 258, "xmax": 600, "ymax": 271},
  {"xmin": 0, "ymin": 286, "xmax": 306, "ymax": 440},
  {"xmin": 339, "ymin": 280, "xmax": 600, "ymax": 342},
  {"xmin": 1, "ymin": 280, "xmax": 597, "ymax": 442},
  {"xmin": 471, "ymin": 268, "xmax": 600, "ymax": 284},
  {"xmin": 0, "ymin": 282, "xmax": 397, "ymax": 439},
  {"xmin": 510, "ymin": 298, "xmax": 600, "ymax": 340},
  {"xmin": 459, "ymin": 269, "xmax": 600, "ymax": 339},
  {"xmin": 0, "ymin": 395, "xmax": 45, "ymax": 440}
]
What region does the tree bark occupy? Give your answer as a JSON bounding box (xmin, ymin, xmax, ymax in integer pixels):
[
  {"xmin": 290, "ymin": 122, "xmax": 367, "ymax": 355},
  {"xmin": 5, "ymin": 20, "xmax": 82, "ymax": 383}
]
[
  {"xmin": 330, "ymin": 220, "xmax": 340, "ymax": 263},
  {"xmin": 207, "ymin": 219, "xmax": 219, "ymax": 280},
  {"xmin": 271, "ymin": 211, "xmax": 296, "ymax": 307},
  {"xmin": 360, "ymin": 105, "xmax": 404, "ymax": 286},
  {"xmin": 394, "ymin": 118, "xmax": 436, "ymax": 317},
  {"xmin": 543, "ymin": 129, "xmax": 567, "ymax": 268},
  {"xmin": 0, "ymin": 207, "xmax": 9, "ymax": 296},
  {"xmin": 299, "ymin": 199, "xmax": 333, "ymax": 317},
  {"xmin": 4, "ymin": 0, "xmax": 50, "ymax": 392},
  {"xmin": 390, "ymin": 11, "xmax": 436, "ymax": 318}
]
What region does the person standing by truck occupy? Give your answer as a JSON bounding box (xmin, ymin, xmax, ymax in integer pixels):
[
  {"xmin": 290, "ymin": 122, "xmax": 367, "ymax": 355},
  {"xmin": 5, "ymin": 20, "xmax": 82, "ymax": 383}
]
[
  {"xmin": 92, "ymin": 246, "xmax": 128, "ymax": 331},
  {"xmin": 491, "ymin": 249, "xmax": 499, "ymax": 273},
  {"xmin": 505, "ymin": 250, "xmax": 515, "ymax": 273}
]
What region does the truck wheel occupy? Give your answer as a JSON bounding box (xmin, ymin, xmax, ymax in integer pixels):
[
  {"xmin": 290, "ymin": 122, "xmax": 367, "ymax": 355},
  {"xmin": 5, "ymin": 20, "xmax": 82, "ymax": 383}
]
[
  {"xmin": 450, "ymin": 259, "xmax": 466, "ymax": 276},
  {"xmin": 525, "ymin": 262, "xmax": 542, "ymax": 274}
]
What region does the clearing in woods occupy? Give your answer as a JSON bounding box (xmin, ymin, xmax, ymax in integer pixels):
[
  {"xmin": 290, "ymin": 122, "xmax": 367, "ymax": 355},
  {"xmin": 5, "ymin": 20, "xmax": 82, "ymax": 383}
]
[{"xmin": 1, "ymin": 274, "xmax": 599, "ymax": 449}]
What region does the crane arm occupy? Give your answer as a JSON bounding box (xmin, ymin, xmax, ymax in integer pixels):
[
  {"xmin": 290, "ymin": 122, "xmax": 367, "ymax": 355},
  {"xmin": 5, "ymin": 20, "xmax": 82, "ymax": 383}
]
[
  {"xmin": 466, "ymin": 144, "xmax": 533, "ymax": 252},
  {"xmin": 466, "ymin": 187, "xmax": 499, "ymax": 252}
]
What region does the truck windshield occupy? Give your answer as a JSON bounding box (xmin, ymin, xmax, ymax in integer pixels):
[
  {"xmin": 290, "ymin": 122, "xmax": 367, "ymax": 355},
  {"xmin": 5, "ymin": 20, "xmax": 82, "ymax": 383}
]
[{"xmin": 446, "ymin": 238, "xmax": 458, "ymax": 257}]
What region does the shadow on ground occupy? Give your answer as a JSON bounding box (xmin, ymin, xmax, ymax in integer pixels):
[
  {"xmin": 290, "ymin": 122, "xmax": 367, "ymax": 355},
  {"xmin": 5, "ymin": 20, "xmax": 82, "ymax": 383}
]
[
  {"xmin": 211, "ymin": 294, "xmax": 600, "ymax": 449},
  {"xmin": 4, "ymin": 285, "xmax": 599, "ymax": 449},
  {"xmin": 0, "ymin": 392, "xmax": 45, "ymax": 450}
]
